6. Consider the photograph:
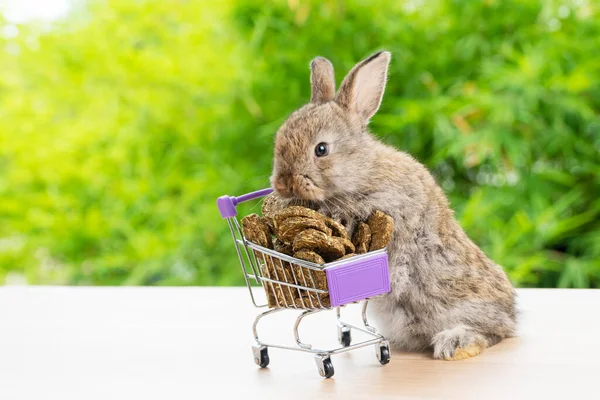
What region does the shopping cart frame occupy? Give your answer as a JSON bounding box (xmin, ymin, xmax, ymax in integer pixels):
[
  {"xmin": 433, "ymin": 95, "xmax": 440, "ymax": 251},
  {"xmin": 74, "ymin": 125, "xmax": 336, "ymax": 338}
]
[{"xmin": 217, "ymin": 188, "xmax": 391, "ymax": 378}]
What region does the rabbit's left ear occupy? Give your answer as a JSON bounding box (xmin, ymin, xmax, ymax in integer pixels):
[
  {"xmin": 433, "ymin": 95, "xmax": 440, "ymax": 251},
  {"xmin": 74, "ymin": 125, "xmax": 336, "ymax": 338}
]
[
  {"xmin": 335, "ymin": 51, "xmax": 391, "ymax": 123},
  {"xmin": 310, "ymin": 57, "xmax": 336, "ymax": 103}
]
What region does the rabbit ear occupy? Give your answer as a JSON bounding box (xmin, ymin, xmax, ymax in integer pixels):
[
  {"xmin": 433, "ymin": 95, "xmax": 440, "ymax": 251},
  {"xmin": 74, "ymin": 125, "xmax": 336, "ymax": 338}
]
[
  {"xmin": 310, "ymin": 57, "xmax": 336, "ymax": 103},
  {"xmin": 335, "ymin": 51, "xmax": 391, "ymax": 122}
]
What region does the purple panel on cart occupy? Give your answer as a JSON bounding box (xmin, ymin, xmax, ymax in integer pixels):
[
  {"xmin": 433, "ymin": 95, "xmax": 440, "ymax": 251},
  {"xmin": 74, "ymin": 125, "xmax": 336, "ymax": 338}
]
[{"xmin": 325, "ymin": 252, "xmax": 391, "ymax": 307}]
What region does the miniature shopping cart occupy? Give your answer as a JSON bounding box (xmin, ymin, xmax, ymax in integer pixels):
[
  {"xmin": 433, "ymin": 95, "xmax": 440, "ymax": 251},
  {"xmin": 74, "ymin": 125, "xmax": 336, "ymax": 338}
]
[{"xmin": 217, "ymin": 188, "xmax": 392, "ymax": 378}]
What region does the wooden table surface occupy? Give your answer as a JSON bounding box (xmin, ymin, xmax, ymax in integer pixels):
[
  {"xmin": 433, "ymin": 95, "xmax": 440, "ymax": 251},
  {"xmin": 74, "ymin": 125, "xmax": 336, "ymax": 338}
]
[{"xmin": 1, "ymin": 287, "xmax": 599, "ymax": 400}]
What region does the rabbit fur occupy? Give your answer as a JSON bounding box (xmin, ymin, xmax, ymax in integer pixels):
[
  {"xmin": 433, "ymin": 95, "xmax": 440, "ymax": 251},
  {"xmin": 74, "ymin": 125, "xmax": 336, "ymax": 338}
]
[{"xmin": 268, "ymin": 51, "xmax": 516, "ymax": 360}]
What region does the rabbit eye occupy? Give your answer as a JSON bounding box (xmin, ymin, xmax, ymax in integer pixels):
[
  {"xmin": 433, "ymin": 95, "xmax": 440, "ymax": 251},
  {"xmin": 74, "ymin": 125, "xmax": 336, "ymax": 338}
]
[{"xmin": 315, "ymin": 142, "xmax": 329, "ymax": 157}]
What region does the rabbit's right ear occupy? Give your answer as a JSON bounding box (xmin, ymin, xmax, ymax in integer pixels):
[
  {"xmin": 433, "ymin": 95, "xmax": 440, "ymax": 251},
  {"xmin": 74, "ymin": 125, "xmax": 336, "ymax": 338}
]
[
  {"xmin": 335, "ymin": 51, "xmax": 391, "ymax": 123},
  {"xmin": 310, "ymin": 57, "xmax": 336, "ymax": 104}
]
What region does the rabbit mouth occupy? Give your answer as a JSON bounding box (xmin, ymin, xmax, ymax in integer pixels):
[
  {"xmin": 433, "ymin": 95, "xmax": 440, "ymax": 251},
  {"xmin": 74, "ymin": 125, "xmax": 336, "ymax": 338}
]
[
  {"xmin": 294, "ymin": 174, "xmax": 325, "ymax": 201},
  {"xmin": 275, "ymin": 174, "xmax": 325, "ymax": 201}
]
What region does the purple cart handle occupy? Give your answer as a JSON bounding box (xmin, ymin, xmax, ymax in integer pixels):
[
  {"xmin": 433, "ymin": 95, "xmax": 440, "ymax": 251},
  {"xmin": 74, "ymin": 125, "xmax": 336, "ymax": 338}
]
[{"xmin": 217, "ymin": 188, "xmax": 274, "ymax": 218}]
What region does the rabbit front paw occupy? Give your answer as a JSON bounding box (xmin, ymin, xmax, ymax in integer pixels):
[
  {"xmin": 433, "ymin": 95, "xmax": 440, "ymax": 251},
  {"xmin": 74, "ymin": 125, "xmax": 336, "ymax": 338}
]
[{"xmin": 431, "ymin": 325, "xmax": 487, "ymax": 361}]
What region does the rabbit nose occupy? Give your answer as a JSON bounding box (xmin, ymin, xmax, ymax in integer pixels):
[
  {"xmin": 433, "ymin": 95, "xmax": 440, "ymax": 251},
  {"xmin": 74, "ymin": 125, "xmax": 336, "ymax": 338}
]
[
  {"xmin": 273, "ymin": 175, "xmax": 294, "ymax": 198},
  {"xmin": 274, "ymin": 177, "xmax": 288, "ymax": 192}
]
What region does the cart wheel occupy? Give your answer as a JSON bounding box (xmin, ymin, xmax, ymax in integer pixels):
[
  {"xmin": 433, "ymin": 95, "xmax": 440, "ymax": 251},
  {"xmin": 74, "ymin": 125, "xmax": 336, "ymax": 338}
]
[
  {"xmin": 376, "ymin": 343, "xmax": 391, "ymax": 365},
  {"xmin": 252, "ymin": 345, "xmax": 269, "ymax": 368},
  {"xmin": 315, "ymin": 355, "xmax": 335, "ymax": 379},
  {"xmin": 338, "ymin": 326, "xmax": 351, "ymax": 347}
]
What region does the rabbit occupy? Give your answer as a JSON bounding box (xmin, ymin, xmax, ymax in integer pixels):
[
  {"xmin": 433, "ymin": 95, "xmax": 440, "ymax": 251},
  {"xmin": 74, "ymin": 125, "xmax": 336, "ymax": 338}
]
[{"xmin": 268, "ymin": 51, "xmax": 516, "ymax": 360}]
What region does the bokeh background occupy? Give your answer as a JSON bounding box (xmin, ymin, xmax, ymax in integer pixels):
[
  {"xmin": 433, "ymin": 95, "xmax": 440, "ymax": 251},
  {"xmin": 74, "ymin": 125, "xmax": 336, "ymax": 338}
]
[{"xmin": 0, "ymin": 0, "xmax": 599, "ymax": 287}]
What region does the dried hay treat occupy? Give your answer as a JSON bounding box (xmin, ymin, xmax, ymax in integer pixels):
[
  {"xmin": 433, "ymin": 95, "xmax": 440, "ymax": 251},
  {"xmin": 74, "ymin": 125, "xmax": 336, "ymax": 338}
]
[
  {"xmin": 292, "ymin": 228, "xmax": 328, "ymax": 252},
  {"xmin": 293, "ymin": 295, "xmax": 311, "ymax": 308},
  {"xmin": 324, "ymin": 217, "xmax": 350, "ymax": 240},
  {"xmin": 298, "ymin": 268, "xmax": 327, "ymax": 289},
  {"xmin": 262, "ymin": 193, "xmax": 302, "ymax": 232},
  {"xmin": 261, "ymin": 192, "xmax": 289, "ymax": 222},
  {"xmin": 243, "ymin": 214, "xmax": 279, "ymax": 307},
  {"xmin": 367, "ymin": 210, "xmax": 394, "ymax": 251},
  {"xmin": 259, "ymin": 216, "xmax": 275, "ymax": 239},
  {"xmin": 338, "ymin": 253, "xmax": 356, "ymax": 260},
  {"xmin": 290, "ymin": 293, "xmax": 330, "ymax": 309},
  {"xmin": 272, "ymin": 277, "xmax": 330, "ymax": 308},
  {"xmin": 259, "ymin": 264, "xmax": 278, "ymax": 308},
  {"xmin": 262, "ymin": 193, "xmax": 315, "ymax": 220},
  {"xmin": 292, "ymin": 229, "xmax": 345, "ymax": 261},
  {"xmin": 352, "ymin": 222, "xmax": 371, "ymax": 254},
  {"xmin": 334, "ymin": 237, "xmax": 355, "ymax": 254},
  {"xmin": 302, "ymin": 292, "xmax": 331, "ymax": 308},
  {"xmin": 274, "ymin": 283, "xmax": 300, "ymax": 307},
  {"xmin": 273, "ymin": 238, "xmax": 294, "ymax": 256},
  {"xmin": 261, "ymin": 257, "xmax": 297, "ymax": 307},
  {"xmin": 263, "ymin": 258, "xmax": 331, "ymax": 309},
  {"xmin": 290, "ymin": 250, "xmax": 329, "ymax": 306},
  {"xmin": 290, "ymin": 262, "xmax": 327, "ymax": 292},
  {"xmin": 292, "ymin": 270, "xmax": 327, "ymax": 305},
  {"xmin": 292, "ymin": 270, "xmax": 329, "ymax": 307},
  {"xmin": 293, "ymin": 249, "xmax": 325, "ymax": 265},
  {"xmin": 241, "ymin": 213, "xmax": 273, "ymax": 249},
  {"xmin": 275, "ymin": 216, "xmax": 332, "ymax": 243},
  {"xmin": 273, "ymin": 206, "xmax": 326, "ymax": 229}
]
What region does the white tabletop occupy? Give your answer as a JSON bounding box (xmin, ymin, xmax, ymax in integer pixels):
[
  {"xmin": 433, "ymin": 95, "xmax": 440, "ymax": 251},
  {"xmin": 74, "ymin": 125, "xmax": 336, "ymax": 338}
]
[{"xmin": 1, "ymin": 287, "xmax": 599, "ymax": 400}]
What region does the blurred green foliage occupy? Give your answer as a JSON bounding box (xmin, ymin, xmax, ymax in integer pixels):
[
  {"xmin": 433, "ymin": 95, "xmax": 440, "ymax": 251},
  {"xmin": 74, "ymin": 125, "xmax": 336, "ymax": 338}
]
[{"xmin": 0, "ymin": 0, "xmax": 599, "ymax": 287}]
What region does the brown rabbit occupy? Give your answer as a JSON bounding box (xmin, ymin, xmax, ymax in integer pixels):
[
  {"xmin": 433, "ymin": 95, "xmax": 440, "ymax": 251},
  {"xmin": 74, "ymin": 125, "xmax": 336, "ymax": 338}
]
[{"xmin": 268, "ymin": 51, "xmax": 516, "ymax": 360}]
